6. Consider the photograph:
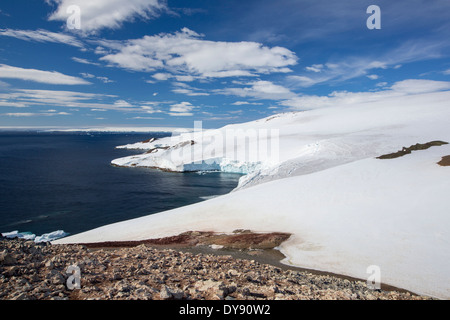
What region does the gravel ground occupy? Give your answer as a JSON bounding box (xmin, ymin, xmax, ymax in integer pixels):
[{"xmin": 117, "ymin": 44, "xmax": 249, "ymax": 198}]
[{"xmin": 0, "ymin": 238, "xmax": 434, "ymax": 300}]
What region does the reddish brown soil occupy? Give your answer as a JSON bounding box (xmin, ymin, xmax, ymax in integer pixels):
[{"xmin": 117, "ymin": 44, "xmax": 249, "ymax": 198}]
[
  {"xmin": 437, "ymin": 155, "xmax": 450, "ymax": 166},
  {"xmin": 82, "ymin": 231, "xmax": 291, "ymax": 250}
]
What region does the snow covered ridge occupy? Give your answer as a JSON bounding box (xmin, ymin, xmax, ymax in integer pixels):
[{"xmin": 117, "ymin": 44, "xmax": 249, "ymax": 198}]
[
  {"xmin": 112, "ymin": 88, "xmax": 450, "ymax": 190},
  {"xmin": 60, "ymin": 87, "xmax": 450, "ymax": 299}
]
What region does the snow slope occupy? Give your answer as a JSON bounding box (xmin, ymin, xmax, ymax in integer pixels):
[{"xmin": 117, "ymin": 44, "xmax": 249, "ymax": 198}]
[{"xmin": 55, "ymin": 89, "xmax": 450, "ymax": 299}]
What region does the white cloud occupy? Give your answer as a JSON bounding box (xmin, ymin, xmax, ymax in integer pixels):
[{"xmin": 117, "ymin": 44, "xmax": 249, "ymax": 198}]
[
  {"xmin": 305, "ymin": 64, "xmax": 324, "ymax": 73},
  {"xmin": 289, "ymin": 59, "xmax": 388, "ymax": 88},
  {"xmin": 2, "ymin": 113, "xmax": 38, "ymax": 117},
  {"xmin": 203, "ymin": 115, "xmax": 240, "ymax": 121},
  {"xmin": 3, "ymin": 111, "xmax": 71, "ymax": 117},
  {"xmin": 0, "ymin": 89, "xmax": 168, "ymax": 116},
  {"xmin": 231, "ymin": 101, "xmax": 263, "ymax": 106},
  {"xmin": 171, "ymin": 82, "xmax": 210, "ymax": 96},
  {"xmin": 47, "ymin": 0, "xmax": 166, "ymax": 33},
  {"xmin": 72, "ymin": 57, "xmax": 100, "ymax": 66},
  {"xmin": 80, "ymin": 72, "xmax": 95, "ymax": 78},
  {"xmin": 0, "ymin": 89, "xmax": 124, "ymax": 111},
  {"xmin": 287, "ymin": 75, "xmax": 319, "ymax": 88},
  {"xmin": 390, "ymin": 79, "xmax": 450, "ymax": 94},
  {"xmin": 0, "ymin": 64, "xmax": 90, "ymax": 85},
  {"xmin": 0, "ymin": 100, "xmax": 28, "ymax": 108},
  {"xmin": 443, "ymin": 69, "xmax": 450, "ymax": 75},
  {"xmin": 290, "ymin": 40, "xmax": 447, "ymax": 88},
  {"xmin": 80, "ymin": 72, "xmax": 114, "ymax": 83},
  {"xmin": 376, "ymin": 82, "xmax": 388, "ymax": 87},
  {"xmin": 217, "ymin": 80, "xmax": 296, "ymax": 100},
  {"xmin": 114, "ymin": 100, "xmax": 134, "ymax": 108},
  {"xmin": 202, "ymin": 70, "xmax": 257, "ymax": 78},
  {"xmin": 174, "ymin": 75, "xmax": 196, "ymax": 82},
  {"xmin": 281, "ymin": 79, "xmax": 450, "ymax": 110},
  {"xmin": 99, "ymin": 28, "xmax": 297, "ymax": 78},
  {"xmin": 169, "ymin": 101, "xmax": 196, "ymax": 116},
  {"xmin": 0, "ymin": 29, "xmax": 83, "ymax": 47},
  {"xmin": 96, "ymin": 76, "xmax": 114, "ymax": 83},
  {"xmin": 168, "ymin": 113, "xmax": 193, "ymax": 117},
  {"xmin": 172, "ymin": 89, "xmax": 209, "ymax": 96},
  {"xmin": 129, "ymin": 116, "xmax": 164, "ymax": 120},
  {"xmin": 152, "ymin": 73, "xmax": 172, "ymax": 81},
  {"xmin": 0, "ymin": 89, "xmax": 115, "ymax": 110},
  {"xmin": 140, "ymin": 105, "xmax": 162, "ymax": 114},
  {"xmin": 101, "ymin": 46, "xmax": 163, "ymax": 72}
]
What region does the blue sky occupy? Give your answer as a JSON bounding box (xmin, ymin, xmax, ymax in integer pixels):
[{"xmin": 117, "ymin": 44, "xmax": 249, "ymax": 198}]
[{"xmin": 0, "ymin": 0, "xmax": 450, "ymax": 129}]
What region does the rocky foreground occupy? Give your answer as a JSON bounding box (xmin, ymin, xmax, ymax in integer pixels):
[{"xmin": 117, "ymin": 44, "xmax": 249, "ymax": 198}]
[{"xmin": 0, "ymin": 238, "xmax": 433, "ymax": 300}]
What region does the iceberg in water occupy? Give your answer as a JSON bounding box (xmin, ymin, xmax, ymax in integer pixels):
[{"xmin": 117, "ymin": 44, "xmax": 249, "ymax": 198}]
[
  {"xmin": 34, "ymin": 230, "xmax": 69, "ymax": 243},
  {"xmin": 1, "ymin": 230, "xmax": 68, "ymax": 243},
  {"xmin": 1, "ymin": 231, "xmax": 36, "ymax": 241}
]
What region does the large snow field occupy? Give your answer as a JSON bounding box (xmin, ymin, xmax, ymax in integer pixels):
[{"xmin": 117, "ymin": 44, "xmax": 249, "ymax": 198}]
[{"xmin": 55, "ymin": 86, "xmax": 450, "ymax": 298}]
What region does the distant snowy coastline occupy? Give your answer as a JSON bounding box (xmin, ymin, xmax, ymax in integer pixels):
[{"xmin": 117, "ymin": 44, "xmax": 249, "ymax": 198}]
[
  {"xmin": 0, "ymin": 126, "xmax": 189, "ymax": 133},
  {"xmin": 50, "ymin": 127, "xmax": 190, "ymax": 134},
  {"xmin": 55, "ymin": 86, "xmax": 450, "ymax": 299}
]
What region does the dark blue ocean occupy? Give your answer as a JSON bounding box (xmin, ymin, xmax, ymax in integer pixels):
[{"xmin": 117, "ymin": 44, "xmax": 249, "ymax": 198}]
[{"xmin": 0, "ymin": 132, "xmax": 242, "ymax": 237}]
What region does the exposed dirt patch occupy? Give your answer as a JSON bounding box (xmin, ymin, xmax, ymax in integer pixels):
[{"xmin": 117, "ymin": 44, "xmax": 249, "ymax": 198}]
[
  {"xmin": 437, "ymin": 155, "xmax": 450, "ymax": 166},
  {"xmin": 170, "ymin": 140, "xmax": 195, "ymax": 149},
  {"xmin": 377, "ymin": 141, "xmax": 448, "ymax": 159},
  {"xmin": 141, "ymin": 137, "xmax": 156, "ymax": 144},
  {"xmin": 201, "ymin": 231, "xmax": 291, "ymax": 250},
  {"xmin": 82, "ymin": 230, "xmax": 291, "ymax": 250}
]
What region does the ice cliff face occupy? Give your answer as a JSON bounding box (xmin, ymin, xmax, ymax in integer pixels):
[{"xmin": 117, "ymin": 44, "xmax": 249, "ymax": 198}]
[{"xmin": 111, "ymin": 117, "xmax": 282, "ymax": 182}]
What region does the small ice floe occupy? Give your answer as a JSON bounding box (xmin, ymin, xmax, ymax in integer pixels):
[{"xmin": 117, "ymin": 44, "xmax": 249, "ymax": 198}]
[
  {"xmin": 196, "ymin": 170, "xmax": 218, "ymax": 175},
  {"xmin": 34, "ymin": 230, "xmax": 69, "ymax": 243},
  {"xmin": 1, "ymin": 230, "xmax": 69, "ymax": 243},
  {"xmin": 1, "ymin": 231, "xmax": 36, "ymax": 240},
  {"xmin": 199, "ymin": 195, "xmax": 219, "ymax": 200}
]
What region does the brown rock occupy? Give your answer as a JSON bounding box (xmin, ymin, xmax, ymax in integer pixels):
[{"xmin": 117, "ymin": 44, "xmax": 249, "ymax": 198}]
[
  {"xmin": 159, "ymin": 285, "xmax": 184, "ymax": 300},
  {"xmin": 0, "ymin": 251, "xmax": 16, "ymax": 266}
]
